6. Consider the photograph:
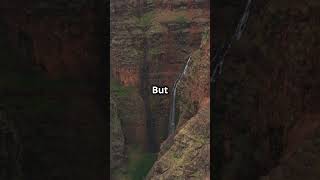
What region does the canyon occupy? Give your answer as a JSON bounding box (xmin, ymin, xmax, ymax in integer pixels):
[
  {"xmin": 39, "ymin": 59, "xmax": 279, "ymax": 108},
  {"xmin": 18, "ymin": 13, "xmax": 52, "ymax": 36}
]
[
  {"xmin": 110, "ymin": 0, "xmax": 209, "ymax": 179},
  {"xmin": 0, "ymin": 0, "xmax": 210, "ymax": 179},
  {"xmin": 2, "ymin": 0, "xmax": 318, "ymax": 179}
]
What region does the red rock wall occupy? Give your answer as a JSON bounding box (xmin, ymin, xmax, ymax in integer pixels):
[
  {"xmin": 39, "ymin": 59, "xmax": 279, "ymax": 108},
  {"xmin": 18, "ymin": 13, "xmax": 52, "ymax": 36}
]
[{"xmin": 110, "ymin": 0, "xmax": 209, "ymax": 150}]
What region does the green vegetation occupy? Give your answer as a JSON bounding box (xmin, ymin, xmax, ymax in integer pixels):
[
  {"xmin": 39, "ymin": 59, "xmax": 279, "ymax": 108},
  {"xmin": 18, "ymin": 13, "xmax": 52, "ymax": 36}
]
[
  {"xmin": 175, "ymin": 15, "xmax": 189, "ymax": 24},
  {"xmin": 188, "ymin": 49, "xmax": 201, "ymax": 77},
  {"xmin": 149, "ymin": 47, "xmax": 162, "ymax": 57},
  {"xmin": 112, "ymin": 145, "xmax": 157, "ymax": 180},
  {"xmin": 178, "ymin": 97, "xmax": 197, "ymax": 124},
  {"xmin": 146, "ymin": 0, "xmax": 154, "ymax": 5},
  {"xmin": 175, "ymin": 106, "xmax": 181, "ymax": 128},
  {"xmin": 127, "ymin": 145, "xmax": 157, "ymax": 180},
  {"xmin": 148, "ymin": 22, "xmax": 167, "ymax": 34},
  {"xmin": 193, "ymin": 49, "xmax": 201, "ymax": 59},
  {"xmin": 154, "ymin": 10, "xmax": 188, "ymax": 23},
  {"xmin": 136, "ymin": 12, "xmax": 155, "ymax": 31},
  {"xmin": 110, "ymin": 79, "xmax": 135, "ymax": 97},
  {"xmin": 202, "ymin": 27, "xmax": 209, "ymax": 42}
]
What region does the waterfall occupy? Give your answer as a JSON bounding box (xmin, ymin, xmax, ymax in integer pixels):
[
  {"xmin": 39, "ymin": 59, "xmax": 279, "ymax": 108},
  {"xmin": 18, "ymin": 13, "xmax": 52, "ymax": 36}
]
[
  {"xmin": 168, "ymin": 56, "xmax": 192, "ymax": 135},
  {"xmin": 234, "ymin": 0, "xmax": 252, "ymax": 40},
  {"xmin": 0, "ymin": 107, "xmax": 23, "ymax": 179},
  {"xmin": 211, "ymin": 0, "xmax": 253, "ymax": 83}
]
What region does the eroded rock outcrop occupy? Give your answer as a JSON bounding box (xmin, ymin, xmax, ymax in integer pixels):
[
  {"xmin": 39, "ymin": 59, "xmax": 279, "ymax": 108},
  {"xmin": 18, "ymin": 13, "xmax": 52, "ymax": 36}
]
[
  {"xmin": 147, "ymin": 103, "xmax": 210, "ymax": 180},
  {"xmin": 176, "ymin": 29, "xmax": 210, "ymax": 128},
  {"xmin": 147, "ymin": 32, "xmax": 210, "ymax": 180}
]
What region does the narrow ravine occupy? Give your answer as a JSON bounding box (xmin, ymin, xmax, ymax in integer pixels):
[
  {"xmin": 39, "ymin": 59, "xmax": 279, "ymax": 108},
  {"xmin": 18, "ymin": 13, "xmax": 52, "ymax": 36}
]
[
  {"xmin": 168, "ymin": 56, "xmax": 192, "ymax": 135},
  {"xmin": 110, "ymin": 0, "xmax": 209, "ymax": 178},
  {"xmin": 140, "ymin": 37, "xmax": 157, "ymax": 152}
]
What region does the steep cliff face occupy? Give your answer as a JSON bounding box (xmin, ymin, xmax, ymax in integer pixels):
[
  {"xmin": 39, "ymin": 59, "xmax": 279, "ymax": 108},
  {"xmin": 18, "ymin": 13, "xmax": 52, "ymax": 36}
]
[
  {"xmin": 147, "ymin": 32, "xmax": 210, "ymax": 180},
  {"xmin": 110, "ymin": 95, "xmax": 125, "ymax": 174},
  {"xmin": 110, "ymin": 0, "xmax": 209, "ymax": 179},
  {"xmin": 215, "ymin": 0, "xmax": 320, "ymax": 179},
  {"xmin": 111, "ymin": 81, "xmax": 148, "ymax": 148},
  {"xmin": 176, "ymin": 29, "xmax": 210, "ymax": 128},
  {"xmin": 110, "ymin": 0, "xmax": 209, "ymax": 150},
  {"xmin": 147, "ymin": 103, "xmax": 210, "ymax": 180}
]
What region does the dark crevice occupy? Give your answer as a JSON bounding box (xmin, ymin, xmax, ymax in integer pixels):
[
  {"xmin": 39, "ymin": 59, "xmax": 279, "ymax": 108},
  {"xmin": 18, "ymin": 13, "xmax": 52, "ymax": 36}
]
[{"xmin": 140, "ymin": 37, "xmax": 157, "ymax": 153}]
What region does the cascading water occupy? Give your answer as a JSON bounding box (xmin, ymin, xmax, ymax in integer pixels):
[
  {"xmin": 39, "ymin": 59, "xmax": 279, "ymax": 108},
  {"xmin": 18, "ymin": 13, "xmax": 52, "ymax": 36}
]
[
  {"xmin": 212, "ymin": 1, "xmax": 253, "ymax": 178},
  {"xmin": 211, "ymin": 0, "xmax": 252, "ymax": 82},
  {"xmin": 167, "ymin": 0, "xmax": 252, "ymax": 136},
  {"xmin": 0, "ymin": 107, "xmax": 22, "ymax": 179},
  {"xmin": 168, "ymin": 56, "xmax": 192, "ymax": 135}
]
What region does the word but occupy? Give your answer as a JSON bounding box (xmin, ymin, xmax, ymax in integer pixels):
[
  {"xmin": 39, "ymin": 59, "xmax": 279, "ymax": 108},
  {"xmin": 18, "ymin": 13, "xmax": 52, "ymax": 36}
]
[{"xmin": 152, "ymin": 86, "xmax": 169, "ymax": 95}]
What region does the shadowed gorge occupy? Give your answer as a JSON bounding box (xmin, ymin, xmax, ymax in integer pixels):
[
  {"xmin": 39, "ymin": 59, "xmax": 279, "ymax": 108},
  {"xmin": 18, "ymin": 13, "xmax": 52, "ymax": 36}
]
[
  {"xmin": 110, "ymin": 0, "xmax": 209, "ymax": 179},
  {"xmin": 0, "ymin": 1, "xmax": 107, "ymax": 179}
]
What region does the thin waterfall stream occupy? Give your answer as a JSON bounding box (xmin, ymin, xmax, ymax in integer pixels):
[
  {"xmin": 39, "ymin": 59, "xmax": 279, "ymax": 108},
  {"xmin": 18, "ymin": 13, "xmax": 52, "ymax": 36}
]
[
  {"xmin": 168, "ymin": 56, "xmax": 192, "ymax": 135},
  {"xmin": 167, "ymin": 0, "xmax": 252, "ymax": 136},
  {"xmin": 212, "ymin": 1, "xmax": 253, "ymax": 178},
  {"xmin": 211, "ymin": 0, "xmax": 252, "ymax": 83},
  {"xmin": 0, "ymin": 107, "xmax": 22, "ymax": 179}
]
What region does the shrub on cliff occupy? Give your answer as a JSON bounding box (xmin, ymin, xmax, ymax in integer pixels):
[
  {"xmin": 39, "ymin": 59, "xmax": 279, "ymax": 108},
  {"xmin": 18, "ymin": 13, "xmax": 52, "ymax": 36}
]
[
  {"xmin": 175, "ymin": 15, "xmax": 189, "ymax": 25},
  {"xmin": 136, "ymin": 12, "xmax": 154, "ymax": 31},
  {"xmin": 110, "ymin": 80, "xmax": 134, "ymax": 97}
]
